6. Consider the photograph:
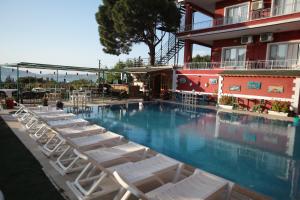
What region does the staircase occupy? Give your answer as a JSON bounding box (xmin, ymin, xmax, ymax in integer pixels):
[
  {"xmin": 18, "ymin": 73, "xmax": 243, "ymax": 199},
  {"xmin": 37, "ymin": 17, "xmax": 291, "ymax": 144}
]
[
  {"xmin": 155, "ymin": 3, "xmax": 186, "ymax": 65},
  {"xmin": 155, "ymin": 34, "xmax": 184, "ymax": 65}
]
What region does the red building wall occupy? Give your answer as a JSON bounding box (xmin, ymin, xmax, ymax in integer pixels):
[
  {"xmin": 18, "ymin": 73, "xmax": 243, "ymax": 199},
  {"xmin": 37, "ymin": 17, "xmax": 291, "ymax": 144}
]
[
  {"xmin": 176, "ymin": 70, "xmax": 223, "ymax": 94},
  {"xmin": 222, "ymin": 76, "xmax": 294, "ymax": 98},
  {"xmin": 211, "ymin": 30, "xmax": 300, "ymax": 62},
  {"xmin": 221, "ymin": 76, "xmax": 295, "ymax": 110}
]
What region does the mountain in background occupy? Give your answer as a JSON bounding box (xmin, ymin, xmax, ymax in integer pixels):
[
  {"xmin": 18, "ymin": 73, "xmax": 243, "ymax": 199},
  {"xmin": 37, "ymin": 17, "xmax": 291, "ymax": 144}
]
[{"xmin": 0, "ymin": 67, "xmax": 97, "ymax": 82}]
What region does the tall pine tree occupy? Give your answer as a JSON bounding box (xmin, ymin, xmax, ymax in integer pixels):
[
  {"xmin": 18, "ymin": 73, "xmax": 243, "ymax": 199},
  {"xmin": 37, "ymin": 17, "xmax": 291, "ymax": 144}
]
[{"xmin": 96, "ymin": 0, "xmax": 181, "ymax": 65}]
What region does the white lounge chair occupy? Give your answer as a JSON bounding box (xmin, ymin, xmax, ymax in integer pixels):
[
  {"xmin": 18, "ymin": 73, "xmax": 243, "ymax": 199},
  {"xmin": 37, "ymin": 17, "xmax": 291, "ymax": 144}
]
[
  {"xmin": 38, "ymin": 124, "xmax": 105, "ymax": 156},
  {"xmin": 50, "ymin": 132, "xmax": 124, "ymax": 175},
  {"xmin": 38, "ymin": 113, "xmax": 75, "ymax": 121},
  {"xmin": 66, "ymin": 153, "xmax": 183, "ymax": 200},
  {"xmin": 47, "ymin": 118, "xmax": 89, "ymax": 129},
  {"xmin": 113, "ymin": 168, "xmax": 230, "ymax": 200},
  {"xmin": 24, "ymin": 113, "xmax": 77, "ymax": 134},
  {"xmin": 55, "ymin": 125, "xmax": 106, "ymax": 138},
  {"xmin": 66, "ymin": 142, "xmax": 151, "ymax": 200}
]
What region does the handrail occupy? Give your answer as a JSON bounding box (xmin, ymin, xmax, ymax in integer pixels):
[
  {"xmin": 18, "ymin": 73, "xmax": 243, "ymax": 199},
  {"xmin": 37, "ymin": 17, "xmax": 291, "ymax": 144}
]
[
  {"xmin": 155, "ymin": 33, "xmax": 184, "ymax": 65},
  {"xmin": 185, "ymin": 60, "xmax": 300, "ymax": 70},
  {"xmin": 179, "ymin": 3, "xmax": 300, "ymax": 32}
]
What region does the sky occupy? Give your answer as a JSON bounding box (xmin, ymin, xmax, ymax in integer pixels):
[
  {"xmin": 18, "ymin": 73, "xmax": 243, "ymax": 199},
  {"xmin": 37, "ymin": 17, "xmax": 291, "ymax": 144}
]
[{"xmin": 0, "ymin": 0, "xmax": 210, "ymax": 70}]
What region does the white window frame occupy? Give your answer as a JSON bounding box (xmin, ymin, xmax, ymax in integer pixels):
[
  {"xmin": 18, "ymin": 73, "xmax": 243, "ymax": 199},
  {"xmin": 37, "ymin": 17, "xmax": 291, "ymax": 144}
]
[
  {"xmin": 271, "ymin": 0, "xmax": 300, "ymax": 16},
  {"xmin": 224, "ymin": 2, "xmax": 251, "ymax": 25},
  {"xmin": 266, "ymin": 40, "xmax": 300, "ymax": 67},
  {"xmin": 221, "ymin": 45, "xmax": 247, "ymax": 68}
]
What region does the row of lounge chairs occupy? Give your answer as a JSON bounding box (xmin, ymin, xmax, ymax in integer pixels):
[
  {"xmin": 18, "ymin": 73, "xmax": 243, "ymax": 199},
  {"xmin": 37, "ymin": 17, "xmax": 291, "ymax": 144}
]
[{"xmin": 12, "ymin": 105, "xmax": 267, "ymax": 200}]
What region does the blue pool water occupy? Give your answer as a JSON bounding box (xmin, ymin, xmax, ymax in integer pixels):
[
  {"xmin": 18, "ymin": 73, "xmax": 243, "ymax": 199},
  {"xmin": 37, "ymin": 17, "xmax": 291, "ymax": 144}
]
[{"xmin": 74, "ymin": 102, "xmax": 300, "ymax": 200}]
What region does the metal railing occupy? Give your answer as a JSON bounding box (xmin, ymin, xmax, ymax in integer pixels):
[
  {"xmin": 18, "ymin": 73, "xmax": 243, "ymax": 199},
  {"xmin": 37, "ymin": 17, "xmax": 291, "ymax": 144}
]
[
  {"xmin": 185, "ymin": 60, "xmax": 300, "ymax": 70},
  {"xmin": 179, "ymin": 3, "xmax": 300, "ymax": 32}
]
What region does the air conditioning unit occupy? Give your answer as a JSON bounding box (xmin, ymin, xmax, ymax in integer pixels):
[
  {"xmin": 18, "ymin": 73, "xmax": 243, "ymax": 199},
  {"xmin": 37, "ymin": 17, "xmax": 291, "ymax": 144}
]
[
  {"xmin": 260, "ymin": 33, "xmax": 273, "ymax": 42},
  {"xmin": 252, "ymin": 1, "xmax": 264, "ymax": 10},
  {"xmin": 241, "ymin": 36, "xmax": 253, "ymax": 44}
]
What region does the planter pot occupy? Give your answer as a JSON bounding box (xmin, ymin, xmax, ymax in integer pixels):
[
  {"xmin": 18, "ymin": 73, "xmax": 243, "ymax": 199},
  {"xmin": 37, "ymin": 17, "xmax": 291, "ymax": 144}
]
[
  {"xmin": 5, "ymin": 99, "xmax": 14, "ymax": 109},
  {"xmin": 268, "ymin": 110, "xmax": 288, "ymax": 117},
  {"xmin": 219, "ymin": 104, "xmax": 233, "ymax": 110}
]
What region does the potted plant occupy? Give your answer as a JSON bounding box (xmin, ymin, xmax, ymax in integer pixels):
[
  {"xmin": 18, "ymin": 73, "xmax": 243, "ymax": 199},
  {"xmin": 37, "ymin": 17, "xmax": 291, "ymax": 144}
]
[
  {"xmin": 5, "ymin": 97, "xmax": 15, "ymax": 109},
  {"xmin": 56, "ymin": 100, "xmax": 64, "ymax": 110},
  {"xmin": 268, "ymin": 101, "xmax": 289, "ymax": 117},
  {"xmin": 42, "ymin": 96, "xmax": 48, "ymax": 106},
  {"xmin": 218, "ymin": 96, "xmax": 234, "ymax": 110},
  {"xmin": 252, "ymin": 104, "xmax": 263, "ymax": 113}
]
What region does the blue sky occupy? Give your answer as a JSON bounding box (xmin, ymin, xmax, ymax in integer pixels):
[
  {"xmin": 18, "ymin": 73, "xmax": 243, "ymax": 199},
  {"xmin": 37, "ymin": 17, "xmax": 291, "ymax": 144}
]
[{"xmin": 0, "ymin": 0, "xmax": 210, "ymax": 69}]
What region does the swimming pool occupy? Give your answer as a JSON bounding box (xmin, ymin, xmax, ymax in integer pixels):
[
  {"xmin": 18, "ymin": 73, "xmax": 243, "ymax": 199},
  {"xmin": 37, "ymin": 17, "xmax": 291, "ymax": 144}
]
[{"xmin": 74, "ymin": 102, "xmax": 300, "ymax": 200}]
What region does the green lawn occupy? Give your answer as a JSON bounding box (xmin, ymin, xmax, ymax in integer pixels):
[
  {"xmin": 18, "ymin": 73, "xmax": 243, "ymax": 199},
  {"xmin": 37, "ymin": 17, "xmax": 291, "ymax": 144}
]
[{"xmin": 0, "ymin": 117, "xmax": 65, "ymax": 200}]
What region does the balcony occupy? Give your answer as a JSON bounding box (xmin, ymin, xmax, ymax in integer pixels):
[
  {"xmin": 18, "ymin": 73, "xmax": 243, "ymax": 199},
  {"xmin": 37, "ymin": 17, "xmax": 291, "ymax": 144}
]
[
  {"xmin": 179, "ymin": 3, "xmax": 300, "ymax": 33},
  {"xmin": 185, "ymin": 60, "xmax": 300, "ymax": 70}
]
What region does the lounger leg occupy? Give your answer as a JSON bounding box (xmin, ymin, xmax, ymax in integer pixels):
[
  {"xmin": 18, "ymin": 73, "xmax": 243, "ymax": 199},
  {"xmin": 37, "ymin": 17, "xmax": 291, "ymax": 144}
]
[
  {"xmin": 73, "ymin": 163, "xmax": 107, "ymax": 197},
  {"xmin": 13, "ymin": 107, "xmax": 24, "ymax": 117},
  {"xmin": 52, "ymin": 146, "xmax": 86, "ymax": 175},
  {"xmin": 41, "ymin": 134, "xmax": 65, "ymax": 156},
  {"xmin": 113, "ymin": 189, "xmax": 131, "ymax": 200},
  {"xmin": 32, "ymin": 125, "xmax": 46, "ymax": 139}
]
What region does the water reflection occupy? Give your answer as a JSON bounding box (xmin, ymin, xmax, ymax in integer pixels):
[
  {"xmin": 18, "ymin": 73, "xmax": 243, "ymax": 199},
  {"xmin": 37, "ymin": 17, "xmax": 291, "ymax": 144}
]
[{"xmin": 77, "ymin": 102, "xmax": 300, "ymax": 200}]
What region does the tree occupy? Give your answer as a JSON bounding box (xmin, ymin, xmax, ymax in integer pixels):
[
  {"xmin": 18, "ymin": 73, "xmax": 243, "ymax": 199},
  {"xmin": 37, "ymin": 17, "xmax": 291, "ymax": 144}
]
[
  {"xmin": 192, "ymin": 55, "xmax": 211, "ymax": 62},
  {"xmin": 96, "ymin": 0, "xmax": 181, "ymax": 65}
]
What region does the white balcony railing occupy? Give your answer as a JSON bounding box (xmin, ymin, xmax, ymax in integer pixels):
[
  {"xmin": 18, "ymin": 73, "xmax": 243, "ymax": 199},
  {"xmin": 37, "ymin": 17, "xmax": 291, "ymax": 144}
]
[
  {"xmin": 185, "ymin": 60, "xmax": 300, "ymax": 70},
  {"xmin": 180, "ymin": 3, "xmax": 300, "ymax": 32}
]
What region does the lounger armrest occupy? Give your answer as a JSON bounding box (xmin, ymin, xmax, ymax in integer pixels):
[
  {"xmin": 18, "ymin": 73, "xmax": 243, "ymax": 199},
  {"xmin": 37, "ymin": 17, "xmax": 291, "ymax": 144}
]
[{"xmin": 73, "ymin": 149, "xmax": 88, "ymax": 160}]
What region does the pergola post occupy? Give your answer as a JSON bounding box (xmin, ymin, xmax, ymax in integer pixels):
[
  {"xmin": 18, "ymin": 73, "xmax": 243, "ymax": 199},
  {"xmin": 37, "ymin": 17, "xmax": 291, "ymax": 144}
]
[
  {"xmin": 55, "ymin": 69, "xmax": 59, "ymax": 96},
  {"xmin": 17, "ymin": 66, "xmax": 20, "ymax": 102}
]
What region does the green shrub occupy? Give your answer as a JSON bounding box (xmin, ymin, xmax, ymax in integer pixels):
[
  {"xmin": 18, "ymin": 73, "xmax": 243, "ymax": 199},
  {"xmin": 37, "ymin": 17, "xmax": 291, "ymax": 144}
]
[
  {"xmin": 271, "ymin": 101, "xmax": 290, "ymax": 113},
  {"xmin": 219, "ymin": 96, "xmax": 235, "ymax": 106},
  {"xmin": 252, "ymin": 104, "xmax": 263, "ymax": 113}
]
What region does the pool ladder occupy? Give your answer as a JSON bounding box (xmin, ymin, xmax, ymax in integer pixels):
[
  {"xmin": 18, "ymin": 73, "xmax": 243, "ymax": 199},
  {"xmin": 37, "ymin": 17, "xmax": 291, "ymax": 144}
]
[{"xmin": 181, "ymin": 92, "xmax": 198, "ymax": 115}]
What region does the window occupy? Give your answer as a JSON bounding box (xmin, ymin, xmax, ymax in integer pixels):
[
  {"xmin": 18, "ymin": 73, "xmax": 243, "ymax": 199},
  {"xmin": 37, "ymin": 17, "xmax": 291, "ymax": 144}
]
[
  {"xmin": 273, "ymin": 0, "xmax": 300, "ymax": 15},
  {"xmin": 269, "ymin": 42, "xmax": 300, "ymax": 67},
  {"xmin": 269, "ymin": 43, "xmax": 300, "ymax": 60},
  {"xmin": 222, "ymin": 47, "xmax": 246, "ymax": 68},
  {"xmin": 225, "ymin": 3, "xmax": 249, "ymax": 24}
]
